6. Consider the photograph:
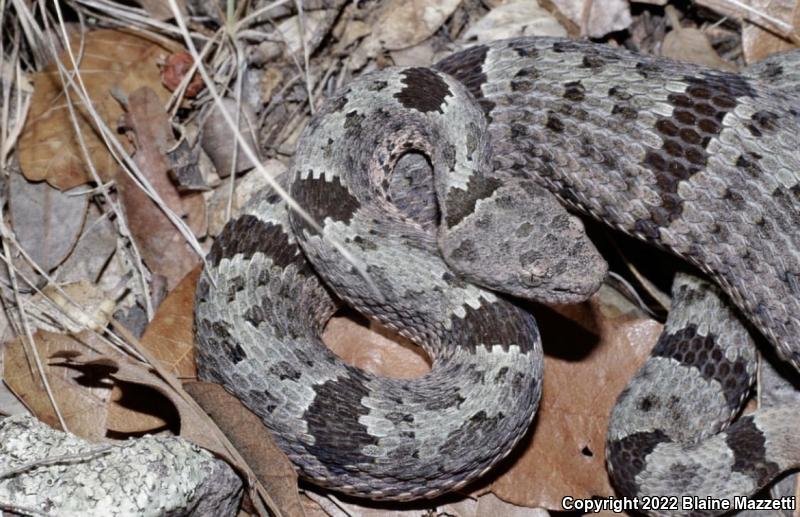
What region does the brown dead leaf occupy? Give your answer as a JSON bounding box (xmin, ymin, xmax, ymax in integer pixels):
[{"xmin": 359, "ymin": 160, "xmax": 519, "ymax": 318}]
[
  {"xmin": 120, "ymin": 86, "xmax": 184, "ymax": 215},
  {"xmin": 323, "ymin": 315, "xmax": 430, "ymax": 378},
  {"xmin": 372, "ymin": 0, "xmax": 463, "ymax": 50},
  {"xmin": 185, "ymin": 381, "xmax": 304, "ymax": 517},
  {"xmin": 486, "ymin": 286, "xmax": 660, "ymax": 508},
  {"xmin": 2, "ymin": 331, "xmax": 123, "ymax": 439},
  {"xmin": 8, "ymin": 169, "xmax": 88, "ymax": 272},
  {"xmin": 741, "ymin": 0, "xmax": 800, "ymax": 63},
  {"xmin": 83, "ymin": 349, "xmax": 234, "ymax": 465},
  {"xmin": 140, "ymin": 265, "xmax": 201, "ymax": 378},
  {"xmin": 18, "ymin": 29, "xmax": 174, "ymax": 190},
  {"xmin": 695, "ymin": 0, "xmax": 800, "ymax": 63},
  {"xmin": 116, "ymin": 86, "xmax": 200, "ymax": 290},
  {"xmin": 183, "ymin": 191, "xmax": 209, "ymax": 238}
]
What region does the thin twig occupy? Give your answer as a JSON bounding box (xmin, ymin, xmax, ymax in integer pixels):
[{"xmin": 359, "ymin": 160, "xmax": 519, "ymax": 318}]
[
  {"xmin": 0, "ymin": 501, "xmax": 51, "ymax": 517},
  {"xmin": 166, "ymin": 0, "xmax": 383, "ymax": 300},
  {"xmin": 293, "ymin": 0, "xmax": 315, "ymax": 114},
  {"xmin": 43, "ymin": 1, "xmax": 156, "ymax": 320},
  {"xmin": 0, "ymin": 217, "xmax": 67, "ymax": 431},
  {"xmin": 0, "ymin": 446, "xmax": 114, "ymax": 480}
]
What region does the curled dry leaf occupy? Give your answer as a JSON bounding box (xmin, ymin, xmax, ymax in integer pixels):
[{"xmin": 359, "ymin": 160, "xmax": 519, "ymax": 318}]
[
  {"xmin": 8, "ymin": 169, "xmax": 88, "ymax": 272},
  {"xmin": 2, "ymin": 331, "xmax": 121, "ymax": 440},
  {"xmin": 102, "ymin": 353, "xmax": 229, "ymax": 458},
  {"xmin": 462, "ymin": 0, "xmax": 567, "ymax": 42},
  {"xmin": 18, "ymin": 29, "xmax": 174, "ymax": 190},
  {"xmin": 486, "ymin": 286, "xmax": 660, "ymax": 508},
  {"xmin": 184, "ymin": 381, "xmax": 305, "ymax": 517},
  {"xmin": 37, "ymin": 342, "xmax": 237, "ymax": 472}
]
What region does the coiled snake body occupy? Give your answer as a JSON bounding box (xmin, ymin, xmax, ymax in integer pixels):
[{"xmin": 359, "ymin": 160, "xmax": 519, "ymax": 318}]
[{"xmin": 195, "ymin": 38, "xmax": 800, "ymax": 510}]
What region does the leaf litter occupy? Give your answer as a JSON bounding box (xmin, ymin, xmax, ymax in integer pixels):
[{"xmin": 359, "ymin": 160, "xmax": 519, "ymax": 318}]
[{"xmin": 1, "ymin": 0, "xmax": 798, "ymax": 516}]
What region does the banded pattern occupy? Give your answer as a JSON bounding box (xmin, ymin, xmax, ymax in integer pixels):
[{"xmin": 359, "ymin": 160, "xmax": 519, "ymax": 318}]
[{"xmin": 196, "ymin": 37, "xmax": 800, "ymax": 507}]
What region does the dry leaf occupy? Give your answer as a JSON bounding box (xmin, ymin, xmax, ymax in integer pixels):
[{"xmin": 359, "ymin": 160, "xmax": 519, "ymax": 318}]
[
  {"xmin": 323, "ymin": 316, "xmax": 430, "ymax": 379},
  {"xmin": 117, "ymin": 86, "xmax": 200, "ymax": 290},
  {"xmin": 18, "ymin": 29, "xmax": 174, "ymax": 190},
  {"xmin": 162, "ymin": 51, "xmax": 204, "ymax": 98},
  {"xmin": 462, "ymin": 0, "xmax": 567, "ymax": 42},
  {"xmin": 55, "ymin": 205, "xmax": 118, "ymax": 284},
  {"xmin": 207, "ymin": 159, "xmax": 286, "ymax": 236},
  {"xmin": 92, "ymin": 350, "xmax": 235, "ymax": 465},
  {"xmin": 275, "ymin": 10, "xmax": 337, "ymax": 56},
  {"xmin": 167, "ymin": 139, "xmax": 206, "ymax": 192},
  {"xmin": 390, "ymin": 42, "xmax": 437, "ymax": 67},
  {"xmin": 185, "ymin": 381, "xmax": 304, "ymax": 517},
  {"xmin": 486, "ymin": 286, "xmax": 659, "ymax": 508},
  {"xmin": 443, "ymin": 493, "xmax": 551, "ymax": 517},
  {"xmin": 3, "ymin": 331, "xmax": 121, "ymax": 439},
  {"xmin": 661, "ymin": 27, "xmax": 737, "ymax": 71},
  {"xmin": 183, "ymin": 191, "xmax": 209, "ymax": 238},
  {"xmin": 741, "ymin": 0, "xmax": 800, "ymax": 63},
  {"xmin": 120, "ymin": 87, "xmax": 184, "ymax": 215},
  {"xmin": 336, "ymin": 19, "xmax": 372, "ymax": 49},
  {"xmin": 550, "ymin": 0, "xmax": 632, "ymax": 38},
  {"xmin": 39, "ymin": 280, "xmax": 116, "ymax": 333},
  {"xmin": 140, "ymin": 265, "xmax": 201, "ymax": 378},
  {"xmin": 695, "ymin": 0, "xmax": 800, "ymax": 63},
  {"xmin": 134, "ymin": 0, "xmax": 186, "ymax": 20},
  {"xmin": 8, "ymin": 170, "xmax": 88, "ymax": 272},
  {"xmin": 372, "ymin": 0, "xmax": 463, "ymax": 50},
  {"xmin": 201, "ymin": 98, "xmax": 259, "ymax": 178}
]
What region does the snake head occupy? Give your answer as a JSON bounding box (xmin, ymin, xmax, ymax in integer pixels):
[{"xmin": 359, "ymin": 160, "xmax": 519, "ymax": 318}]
[{"xmin": 440, "ymin": 180, "xmax": 607, "ymax": 304}]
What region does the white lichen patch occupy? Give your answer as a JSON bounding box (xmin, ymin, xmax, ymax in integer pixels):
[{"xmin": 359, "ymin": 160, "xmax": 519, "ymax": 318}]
[{"xmin": 0, "ymin": 415, "xmax": 242, "ymax": 516}]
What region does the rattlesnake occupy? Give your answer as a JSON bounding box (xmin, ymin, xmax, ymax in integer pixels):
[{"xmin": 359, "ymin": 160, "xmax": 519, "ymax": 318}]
[{"xmin": 195, "ymin": 37, "xmax": 800, "ymax": 511}]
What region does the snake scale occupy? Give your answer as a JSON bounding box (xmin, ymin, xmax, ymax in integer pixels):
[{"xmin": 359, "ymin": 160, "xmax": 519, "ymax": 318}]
[{"xmin": 195, "ymin": 37, "xmax": 800, "ymax": 511}]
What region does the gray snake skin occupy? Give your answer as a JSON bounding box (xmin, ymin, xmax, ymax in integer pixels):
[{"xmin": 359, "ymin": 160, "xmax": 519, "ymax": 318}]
[{"xmin": 195, "ymin": 38, "xmax": 800, "ymax": 509}]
